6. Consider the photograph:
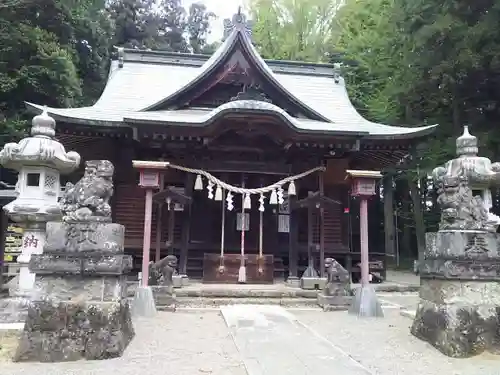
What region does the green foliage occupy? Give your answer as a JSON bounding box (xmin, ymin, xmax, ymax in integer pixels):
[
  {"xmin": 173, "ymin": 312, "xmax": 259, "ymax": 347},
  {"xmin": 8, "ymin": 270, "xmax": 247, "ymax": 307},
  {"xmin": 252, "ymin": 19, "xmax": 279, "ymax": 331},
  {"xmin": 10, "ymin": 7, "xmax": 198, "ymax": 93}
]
[
  {"xmin": 248, "ymin": 0, "xmax": 342, "ymax": 62},
  {"xmin": 0, "ymin": 0, "xmax": 219, "ymax": 143}
]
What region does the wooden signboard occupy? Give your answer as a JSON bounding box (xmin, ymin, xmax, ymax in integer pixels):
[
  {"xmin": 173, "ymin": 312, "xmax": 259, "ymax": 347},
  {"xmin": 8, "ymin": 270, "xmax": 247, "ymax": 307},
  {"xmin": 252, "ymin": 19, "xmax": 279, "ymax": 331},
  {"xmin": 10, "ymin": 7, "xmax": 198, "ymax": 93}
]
[{"xmin": 352, "ymin": 178, "xmax": 376, "ymax": 196}]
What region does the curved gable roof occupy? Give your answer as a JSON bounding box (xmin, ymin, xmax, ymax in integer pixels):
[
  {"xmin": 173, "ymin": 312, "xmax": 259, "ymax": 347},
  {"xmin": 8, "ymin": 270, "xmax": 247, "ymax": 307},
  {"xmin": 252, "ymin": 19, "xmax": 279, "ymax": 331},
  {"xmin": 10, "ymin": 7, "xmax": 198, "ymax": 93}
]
[{"xmin": 142, "ymin": 29, "xmax": 330, "ymax": 122}]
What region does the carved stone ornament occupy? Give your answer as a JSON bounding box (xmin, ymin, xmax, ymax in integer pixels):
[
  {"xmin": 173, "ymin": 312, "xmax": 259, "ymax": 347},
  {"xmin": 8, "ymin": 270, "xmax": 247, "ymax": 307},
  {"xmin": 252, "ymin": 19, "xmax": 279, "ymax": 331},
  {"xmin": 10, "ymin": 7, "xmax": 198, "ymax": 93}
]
[
  {"xmin": 60, "ymin": 160, "xmax": 114, "ymax": 223},
  {"xmin": 432, "ymin": 126, "xmax": 500, "ymax": 232},
  {"xmin": 0, "ymin": 108, "xmax": 80, "ymax": 173}
]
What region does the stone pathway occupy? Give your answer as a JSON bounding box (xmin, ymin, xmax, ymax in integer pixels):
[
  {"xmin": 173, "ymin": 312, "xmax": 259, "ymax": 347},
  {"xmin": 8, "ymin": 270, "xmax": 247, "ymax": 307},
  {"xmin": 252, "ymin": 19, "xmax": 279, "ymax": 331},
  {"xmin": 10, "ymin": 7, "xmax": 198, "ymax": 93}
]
[
  {"xmin": 1, "ymin": 300, "xmax": 499, "ymax": 375},
  {"xmin": 220, "ymin": 305, "xmax": 373, "ymax": 375}
]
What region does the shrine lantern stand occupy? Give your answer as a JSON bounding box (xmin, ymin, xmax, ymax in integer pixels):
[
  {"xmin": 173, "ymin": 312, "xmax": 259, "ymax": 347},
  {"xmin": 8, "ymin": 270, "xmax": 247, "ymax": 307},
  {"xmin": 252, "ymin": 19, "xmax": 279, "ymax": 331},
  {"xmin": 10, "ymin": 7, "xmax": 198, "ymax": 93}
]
[{"xmin": 345, "ymin": 170, "xmax": 384, "ymax": 318}]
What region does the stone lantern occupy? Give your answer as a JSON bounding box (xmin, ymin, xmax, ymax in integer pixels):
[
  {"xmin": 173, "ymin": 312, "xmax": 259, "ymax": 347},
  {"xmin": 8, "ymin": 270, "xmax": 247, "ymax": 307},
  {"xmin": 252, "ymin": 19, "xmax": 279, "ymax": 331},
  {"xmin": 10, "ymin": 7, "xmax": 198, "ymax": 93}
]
[{"xmin": 0, "ymin": 108, "xmax": 80, "ymax": 294}]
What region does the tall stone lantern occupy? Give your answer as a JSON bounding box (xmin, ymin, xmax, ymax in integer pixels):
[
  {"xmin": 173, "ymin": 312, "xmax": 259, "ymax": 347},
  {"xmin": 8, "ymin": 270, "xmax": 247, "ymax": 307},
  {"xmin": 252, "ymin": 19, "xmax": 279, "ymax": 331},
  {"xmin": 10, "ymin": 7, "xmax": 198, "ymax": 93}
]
[{"xmin": 0, "ymin": 108, "xmax": 80, "ymax": 294}]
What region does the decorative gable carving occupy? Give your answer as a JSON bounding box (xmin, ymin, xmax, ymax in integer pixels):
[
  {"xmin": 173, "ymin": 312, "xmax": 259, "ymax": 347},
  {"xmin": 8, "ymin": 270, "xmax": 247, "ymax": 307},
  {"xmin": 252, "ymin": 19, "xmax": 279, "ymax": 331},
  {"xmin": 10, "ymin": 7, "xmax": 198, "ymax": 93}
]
[{"xmin": 230, "ymin": 84, "xmax": 272, "ymax": 103}]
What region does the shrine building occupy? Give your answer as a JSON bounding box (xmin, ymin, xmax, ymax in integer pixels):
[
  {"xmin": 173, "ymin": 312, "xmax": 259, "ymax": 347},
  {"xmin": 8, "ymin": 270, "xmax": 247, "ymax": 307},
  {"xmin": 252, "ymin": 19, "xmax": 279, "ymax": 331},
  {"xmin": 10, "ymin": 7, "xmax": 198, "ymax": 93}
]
[{"xmin": 22, "ymin": 11, "xmax": 436, "ymax": 283}]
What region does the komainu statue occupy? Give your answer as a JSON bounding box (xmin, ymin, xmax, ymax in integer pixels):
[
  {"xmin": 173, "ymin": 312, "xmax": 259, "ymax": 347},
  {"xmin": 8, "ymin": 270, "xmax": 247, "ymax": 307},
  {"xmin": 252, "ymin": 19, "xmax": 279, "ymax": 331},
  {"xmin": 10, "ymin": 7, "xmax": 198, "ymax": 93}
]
[
  {"xmin": 433, "ymin": 173, "xmax": 490, "ymax": 231},
  {"xmin": 431, "ymin": 126, "xmax": 500, "ymax": 232},
  {"xmin": 60, "ymin": 160, "xmax": 114, "ymax": 222},
  {"xmin": 323, "ymin": 258, "xmax": 350, "ymax": 297},
  {"xmin": 149, "ymin": 255, "xmax": 178, "ymax": 290}
]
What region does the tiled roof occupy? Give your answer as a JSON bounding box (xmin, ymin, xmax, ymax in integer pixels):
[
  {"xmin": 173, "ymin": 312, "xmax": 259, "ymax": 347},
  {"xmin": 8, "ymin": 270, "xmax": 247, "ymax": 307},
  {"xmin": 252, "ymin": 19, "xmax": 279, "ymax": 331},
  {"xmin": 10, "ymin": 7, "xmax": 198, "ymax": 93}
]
[{"xmin": 26, "ymin": 18, "xmax": 437, "ymax": 140}]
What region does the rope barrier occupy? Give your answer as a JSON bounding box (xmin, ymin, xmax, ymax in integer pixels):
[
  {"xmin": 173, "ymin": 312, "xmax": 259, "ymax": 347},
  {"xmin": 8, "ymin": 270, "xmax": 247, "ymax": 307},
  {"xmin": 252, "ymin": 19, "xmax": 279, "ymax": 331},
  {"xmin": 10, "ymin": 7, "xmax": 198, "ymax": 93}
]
[{"xmin": 166, "ymin": 163, "xmax": 325, "ymax": 195}]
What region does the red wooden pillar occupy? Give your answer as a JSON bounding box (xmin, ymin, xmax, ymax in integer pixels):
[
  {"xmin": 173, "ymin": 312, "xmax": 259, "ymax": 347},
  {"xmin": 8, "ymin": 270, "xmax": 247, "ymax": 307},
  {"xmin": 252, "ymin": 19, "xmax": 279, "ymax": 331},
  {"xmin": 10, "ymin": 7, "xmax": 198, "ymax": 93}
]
[
  {"xmin": 345, "ymin": 170, "xmax": 382, "ymax": 286},
  {"xmin": 136, "ymin": 166, "xmax": 161, "ymax": 287}
]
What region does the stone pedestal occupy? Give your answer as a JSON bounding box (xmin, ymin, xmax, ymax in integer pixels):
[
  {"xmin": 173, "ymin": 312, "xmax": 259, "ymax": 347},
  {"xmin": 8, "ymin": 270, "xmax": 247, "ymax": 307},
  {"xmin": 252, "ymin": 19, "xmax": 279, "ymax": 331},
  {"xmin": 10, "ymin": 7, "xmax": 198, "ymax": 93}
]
[
  {"xmin": 151, "ymin": 286, "xmax": 176, "ymax": 311},
  {"xmin": 411, "ymin": 231, "xmax": 500, "ymax": 358},
  {"xmin": 14, "ymin": 221, "xmax": 135, "ymax": 362},
  {"xmin": 300, "ymin": 277, "xmax": 326, "ymax": 290},
  {"xmin": 317, "ymin": 294, "xmax": 351, "ymax": 311}
]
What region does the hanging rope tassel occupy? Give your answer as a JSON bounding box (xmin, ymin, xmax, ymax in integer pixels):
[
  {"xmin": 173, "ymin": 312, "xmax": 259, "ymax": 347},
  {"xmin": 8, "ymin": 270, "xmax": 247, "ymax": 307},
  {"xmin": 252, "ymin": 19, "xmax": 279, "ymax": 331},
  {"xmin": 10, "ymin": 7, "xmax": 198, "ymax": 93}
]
[{"xmin": 238, "ymin": 195, "xmax": 247, "ymax": 283}]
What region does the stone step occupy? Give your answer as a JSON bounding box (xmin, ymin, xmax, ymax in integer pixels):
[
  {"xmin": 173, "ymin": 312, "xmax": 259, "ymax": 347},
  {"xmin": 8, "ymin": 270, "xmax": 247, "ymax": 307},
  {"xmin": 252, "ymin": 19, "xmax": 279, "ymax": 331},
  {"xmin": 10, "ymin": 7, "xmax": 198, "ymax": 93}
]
[{"xmin": 174, "ymin": 297, "xmax": 320, "ymax": 308}]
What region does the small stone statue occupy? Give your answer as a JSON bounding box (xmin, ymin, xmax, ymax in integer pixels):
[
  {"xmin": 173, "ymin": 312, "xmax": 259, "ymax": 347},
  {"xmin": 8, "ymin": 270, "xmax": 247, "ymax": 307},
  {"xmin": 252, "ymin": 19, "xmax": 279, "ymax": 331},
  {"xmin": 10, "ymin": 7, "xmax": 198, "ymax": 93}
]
[
  {"xmin": 323, "ymin": 258, "xmax": 350, "ymax": 297},
  {"xmin": 149, "ymin": 255, "xmax": 178, "ymax": 291},
  {"xmin": 433, "ymin": 174, "xmax": 490, "ymax": 231},
  {"xmin": 60, "ymin": 160, "xmax": 114, "ymax": 222},
  {"xmin": 432, "ymin": 126, "xmax": 500, "ymax": 232}
]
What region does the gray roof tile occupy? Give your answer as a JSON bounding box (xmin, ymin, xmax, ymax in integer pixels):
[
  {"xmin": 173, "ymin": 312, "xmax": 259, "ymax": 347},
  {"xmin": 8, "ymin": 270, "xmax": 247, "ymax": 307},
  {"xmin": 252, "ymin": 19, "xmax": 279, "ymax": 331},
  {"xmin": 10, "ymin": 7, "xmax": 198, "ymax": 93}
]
[{"xmin": 27, "ymin": 27, "xmax": 437, "ymax": 139}]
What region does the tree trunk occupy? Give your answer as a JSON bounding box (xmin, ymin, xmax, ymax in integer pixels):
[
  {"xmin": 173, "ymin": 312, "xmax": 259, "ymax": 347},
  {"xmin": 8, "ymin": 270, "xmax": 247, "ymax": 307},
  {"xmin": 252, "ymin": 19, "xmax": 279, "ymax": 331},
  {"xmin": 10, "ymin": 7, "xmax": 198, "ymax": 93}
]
[{"xmin": 383, "ymin": 175, "xmax": 396, "ymax": 259}]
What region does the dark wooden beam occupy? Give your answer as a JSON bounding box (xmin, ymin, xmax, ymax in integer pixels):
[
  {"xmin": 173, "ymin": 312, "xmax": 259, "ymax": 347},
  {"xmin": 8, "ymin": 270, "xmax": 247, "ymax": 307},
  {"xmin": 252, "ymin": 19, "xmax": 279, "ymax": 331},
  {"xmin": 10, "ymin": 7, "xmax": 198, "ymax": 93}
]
[
  {"xmin": 179, "ymin": 173, "xmax": 194, "ymax": 275},
  {"xmin": 290, "ymin": 191, "xmax": 341, "ymax": 210},
  {"xmin": 152, "ymin": 186, "xmax": 192, "ymax": 205}
]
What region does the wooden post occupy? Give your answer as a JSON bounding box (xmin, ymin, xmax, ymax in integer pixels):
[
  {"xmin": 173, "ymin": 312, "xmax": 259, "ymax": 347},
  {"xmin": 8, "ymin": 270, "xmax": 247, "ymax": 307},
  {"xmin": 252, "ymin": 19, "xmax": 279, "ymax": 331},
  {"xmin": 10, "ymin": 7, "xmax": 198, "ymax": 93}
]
[
  {"xmin": 319, "ymin": 170, "xmax": 325, "ymax": 277},
  {"xmin": 155, "ymin": 174, "xmax": 165, "ymax": 262},
  {"xmin": 288, "ymin": 194, "xmax": 298, "ymax": 279},
  {"xmin": 154, "ymin": 205, "xmax": 162, "ymax": 262},
  {"xmin": 383, "ymin": 175, "xmax": 396, "ymax": 266},
  {"xmin": 307, "ymin": 194, "xmax": 314, "ymax": 272},
  {"xmin": 179, "ymin": 173, "xmax": 193, "ymax": 275},
  {"xmin": 359, "ymin": 198, "xmax": 370, "ymax": 286},
  {"xmin": 167, "ymin": 203, "xmax": 175, "ymax": 255},
  {"xmin": 141, "ymin": 189, "xmax": 153, "ymax": 287}
]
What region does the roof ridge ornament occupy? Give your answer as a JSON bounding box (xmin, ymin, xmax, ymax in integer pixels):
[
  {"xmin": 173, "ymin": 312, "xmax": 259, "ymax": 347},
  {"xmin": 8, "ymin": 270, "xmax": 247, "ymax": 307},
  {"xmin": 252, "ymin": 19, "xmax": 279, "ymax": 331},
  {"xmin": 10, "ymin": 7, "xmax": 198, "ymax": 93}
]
[{"xmin": 223, "ymin": 7, "xmax": 253, "ymax": 41}]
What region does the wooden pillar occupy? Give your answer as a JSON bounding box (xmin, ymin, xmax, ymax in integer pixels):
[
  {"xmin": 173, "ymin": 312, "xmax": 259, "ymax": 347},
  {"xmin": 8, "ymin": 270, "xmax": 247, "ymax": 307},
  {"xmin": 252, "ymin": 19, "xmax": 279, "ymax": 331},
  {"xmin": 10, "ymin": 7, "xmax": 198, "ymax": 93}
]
[
  {"xmin": 179, "ymin": 173, "xmax": 194, "ymax": 275},
  {"xmin": 359, "ymin": 198, "xmax": 370, "ymax": 286},
  {"xmin": 167, "ymin": 204, "xmax": 175, "ymax": 255},
  {"xmin": 141, "ymin": 189, "xmax": 153, "ymax": 287},
  {"xmin": 155, "ymin": 174, "xmax": 165, "ymax": 262},
  {"xmin": 319, "ymin": 171, "xmax": 325, "ymax": 277},
  {"xmin": 288, "ymin": 195, "xmax": 298, "ymax": 279},
  {"xmin": 154, "ymin": 204, "xmax": 163, "ymax": 262},
  {"xmin": 383, "ymin": 175, "xmax": 396, "ymax": 263}
]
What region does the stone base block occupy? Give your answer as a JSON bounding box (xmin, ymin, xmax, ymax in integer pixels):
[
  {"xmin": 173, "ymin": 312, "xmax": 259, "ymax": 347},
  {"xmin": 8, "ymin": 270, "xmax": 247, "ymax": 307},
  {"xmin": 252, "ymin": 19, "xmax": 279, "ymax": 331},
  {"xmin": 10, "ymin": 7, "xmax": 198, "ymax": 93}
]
[
  {"xmin": 14, "ymin": 299, "xmax": 134, "ymax": 362},
  {"xmin": 131, "ymin": 286, "xmax": 157, "ymax": 317},
  {"xmin": 45, "ymin": 221, "xmax": 125, "ymax": 253},
  {"xmin": 172, "ymin": 275, "xmax": 183, "ymax": 288},
  {"xmin": 348, "ymin": 285, "xmax": 384, "ymax": 317},
  {"xmin": 411, "ymin": 279, "xmax": 500, "ymax": 357},
  {"xmin": 317, "ymin": 293, "xmax": 351, "ymax": 311},
  {"xmin": 181, "ymin": 275, "xmax": 190, "ymax": 287},
  {"xmin": 300, "ymin": 277, "xmax": 326, "ymax": 290},
  {"xmin": 33, "ymin": 276, "xmax": 128, "ymax": 302},
  {"xmin": 286, "ymin": 276, "xmax": 300, "ymax": 288},
  {"xmin": 151, "ymin": 286, "xmax": 176, "ymax": 311}
]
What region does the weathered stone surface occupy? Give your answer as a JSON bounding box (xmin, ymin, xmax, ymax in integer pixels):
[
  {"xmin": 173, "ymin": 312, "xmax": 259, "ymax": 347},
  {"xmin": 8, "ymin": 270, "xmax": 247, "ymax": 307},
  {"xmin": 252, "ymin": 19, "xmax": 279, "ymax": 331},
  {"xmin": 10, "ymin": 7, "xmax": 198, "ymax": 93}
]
[
  {"xmin": 413, "ymin": 232, "xmax": 500, "ymax": 357},
  {"xmin": 14, "ymin": 300, "xmax": 134, "ymax": 362},
  {"xmin": 420, "ymin": 259, "xmax": 500, "ymax": 280},
  {"xmin": 44, "ymin": 222, "xmax": 124, "ymax": 253},
  {"xmin": 32, "ymin": 276, "xmax": 128, "ymax": 302},
  {"xmin": 30, "ymin": 253, "xmax": 132, "ymax": 275},
  {"xmin": 426, "ymin": 231, "xmax": 499, "ymax": 260},
  {"xmin": 317, "ymin": 294, "xmax": 351, "ymax": 311},
  {"xmin": 151, "ymin": 286, "xmax": 176, "ymax": 311},
  {"xmin": 411, "ymin": 297, "xmax": 500, "ymax": 358}
]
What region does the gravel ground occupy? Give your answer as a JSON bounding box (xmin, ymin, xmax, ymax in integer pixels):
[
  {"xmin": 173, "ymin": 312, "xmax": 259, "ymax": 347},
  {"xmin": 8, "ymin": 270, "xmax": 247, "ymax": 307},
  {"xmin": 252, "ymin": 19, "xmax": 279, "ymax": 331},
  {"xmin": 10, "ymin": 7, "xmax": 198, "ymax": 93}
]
[
  {"xmin": 0, "ymin": 311, "xmax": 246, "ymax": 375},
  {"xmin": 295, "ymin": 309, "xmax": 500, "ymax": 375}
]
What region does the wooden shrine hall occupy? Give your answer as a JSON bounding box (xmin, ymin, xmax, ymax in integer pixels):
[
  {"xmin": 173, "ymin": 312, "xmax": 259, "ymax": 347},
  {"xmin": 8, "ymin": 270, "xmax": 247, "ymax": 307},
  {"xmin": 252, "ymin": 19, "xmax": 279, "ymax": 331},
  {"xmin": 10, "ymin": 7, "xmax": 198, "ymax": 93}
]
[{"xmin": 25, "ymin": 10, "xmax": 436, "ymax": 284}]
